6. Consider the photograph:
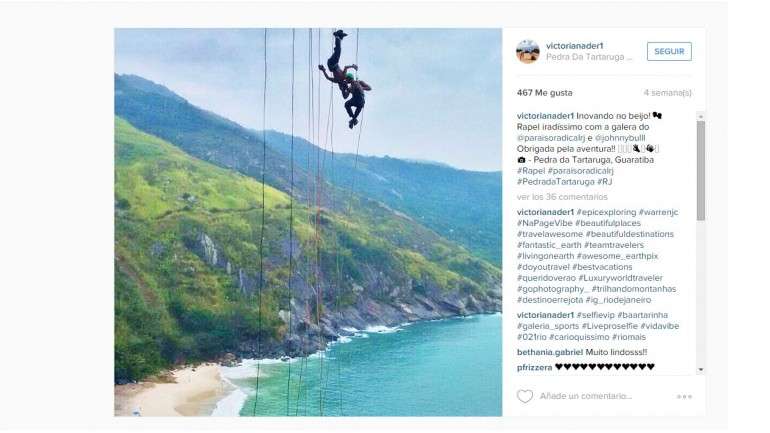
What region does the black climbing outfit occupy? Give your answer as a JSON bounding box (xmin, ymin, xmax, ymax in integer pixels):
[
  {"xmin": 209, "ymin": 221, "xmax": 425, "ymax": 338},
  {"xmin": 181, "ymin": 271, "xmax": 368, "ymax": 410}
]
[
  {"xmin": 326, "ymin": 35, "xmax": 349, "ymax": 97},
  {"xmin": 345, "ymin": 82, "xmax": 365, "ymax": 127}
]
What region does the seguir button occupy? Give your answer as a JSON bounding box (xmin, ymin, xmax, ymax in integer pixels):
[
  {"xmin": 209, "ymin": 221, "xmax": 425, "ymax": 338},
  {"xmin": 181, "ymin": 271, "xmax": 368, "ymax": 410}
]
[{"xmin": 647, "ymin": 42, "xmax": 692, "ymax": 61}]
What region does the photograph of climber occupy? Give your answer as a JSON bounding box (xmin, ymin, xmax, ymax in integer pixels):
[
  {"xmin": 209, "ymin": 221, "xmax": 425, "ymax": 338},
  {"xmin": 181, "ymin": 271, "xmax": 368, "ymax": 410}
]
[{"xmin": 114, "ymin": 28, "xmax": 502, "ymax": 417}]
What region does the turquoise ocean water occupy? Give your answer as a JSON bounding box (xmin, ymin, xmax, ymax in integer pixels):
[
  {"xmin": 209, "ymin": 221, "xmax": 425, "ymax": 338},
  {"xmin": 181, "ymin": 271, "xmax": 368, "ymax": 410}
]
[{"xmin": 212, "ymin": 313, "xmax": 501, "ymax": 416}]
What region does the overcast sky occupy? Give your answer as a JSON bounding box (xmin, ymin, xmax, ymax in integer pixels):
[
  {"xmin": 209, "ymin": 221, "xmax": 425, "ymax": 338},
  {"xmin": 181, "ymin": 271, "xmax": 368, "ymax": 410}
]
[{"xmin": 115, "ymin": 28, "xmax": 501, "ymax": 171}]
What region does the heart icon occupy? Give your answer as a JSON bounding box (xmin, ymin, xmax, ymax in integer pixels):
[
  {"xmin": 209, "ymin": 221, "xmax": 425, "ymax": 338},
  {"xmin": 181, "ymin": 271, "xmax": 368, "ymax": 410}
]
[{"xmin": 517, "ymin": 389, "xmax": 534, "ymax": 403}]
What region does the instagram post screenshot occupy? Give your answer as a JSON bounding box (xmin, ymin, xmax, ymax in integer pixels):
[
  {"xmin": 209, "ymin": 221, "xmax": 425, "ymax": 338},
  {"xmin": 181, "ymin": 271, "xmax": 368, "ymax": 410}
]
[
  {"xmin": 506, "ymin": 28, "xmax": 707, "ymax": 417},
  {"xmin": 0, "ymin": 1, "xmax": 737, "ymax": 433}
]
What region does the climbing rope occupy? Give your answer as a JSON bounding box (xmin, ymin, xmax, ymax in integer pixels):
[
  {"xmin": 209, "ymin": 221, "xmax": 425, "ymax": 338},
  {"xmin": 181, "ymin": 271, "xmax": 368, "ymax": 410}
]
[
  {"xmin": 253, "ymin": 27, "xmax": 268, "ymax": 417},
  {"xmin": 286, "ymin": 27, "xmax": 363, "ymax": 417},
  {"xmin": 345, "ymin": 29, "xmax": 365, "ymax": 416},
  {"xmin": 348, "ymin": 29, "xmax": 365, "ymax": 214},
  {"xmin": 314, "ymin": 27, "xmax": 326, "ymax": 415},
  {"xmin": 328, "ymin": 80, "xmax": 344, "ymax": 416},
  {"xmin": 294, "ymin": 27, "xmax": 314, "ymax": 416},
  {"xmin": 285, "ymin": 28, "xmax": 296, "ymax": 417},
  {"xmin": 317, "ymin": 51, "xmax": 337, "ymax": 413}
]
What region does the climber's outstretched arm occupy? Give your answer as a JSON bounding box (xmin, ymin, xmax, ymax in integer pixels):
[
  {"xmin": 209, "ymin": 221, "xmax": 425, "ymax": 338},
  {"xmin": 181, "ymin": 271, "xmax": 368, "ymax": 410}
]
[{"xmin": 318, "ymin": 65, "xmax": 335, "ymax": 82}]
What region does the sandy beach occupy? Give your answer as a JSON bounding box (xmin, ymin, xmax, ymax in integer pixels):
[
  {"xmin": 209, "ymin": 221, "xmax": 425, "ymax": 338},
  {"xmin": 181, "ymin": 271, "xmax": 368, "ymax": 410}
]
[{"xmin": 114, "ymin": 364, "xmax": 230, "ymax": 416}]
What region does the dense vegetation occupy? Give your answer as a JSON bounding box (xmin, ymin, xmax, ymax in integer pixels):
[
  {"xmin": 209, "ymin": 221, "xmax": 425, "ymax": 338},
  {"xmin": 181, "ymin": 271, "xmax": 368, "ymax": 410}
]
[
  {"xmin": 266, "ymin": 131, "xmax": 501, "ymax": 265},
  {"xmin": 114, "ymin": 117, "xmax": 500, "ymax": 382},
  {"xmin": 115, "ymin": 74, "xmax": 501, "ymax": 265}
]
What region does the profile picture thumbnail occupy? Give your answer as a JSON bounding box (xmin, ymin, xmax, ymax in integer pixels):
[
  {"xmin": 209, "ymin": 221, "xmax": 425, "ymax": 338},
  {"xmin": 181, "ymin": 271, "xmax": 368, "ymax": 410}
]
[{"xmin": 516, "ymin": 39, "xmax": 540, "ymax": 64}]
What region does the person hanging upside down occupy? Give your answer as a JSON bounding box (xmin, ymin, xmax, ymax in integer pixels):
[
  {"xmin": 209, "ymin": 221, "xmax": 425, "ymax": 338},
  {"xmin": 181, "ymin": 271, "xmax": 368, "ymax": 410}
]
[
  {"xmin": 318, "ymin": 29, "xmax": 358, "ymax": 99},
  {"xmin": 344, "ymin": 71, "xmax": 372, "ymax": 129}
]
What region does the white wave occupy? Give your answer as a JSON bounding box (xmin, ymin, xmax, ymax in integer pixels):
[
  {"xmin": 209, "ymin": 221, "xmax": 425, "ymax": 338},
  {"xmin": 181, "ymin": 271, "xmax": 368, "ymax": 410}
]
[
  {"xmin": 324, "ymin": 334, "xmax": 354, "ymax": 349},
  {"xmin": 219, "ymin": 357, "xmax": 298, "ymax": 380},
  {"xmin": 211, "ymin": 384, "xmax": 248, "ymax": 417},
  {"xmin": 219, "ymin": 359, "xmax": 258, "ymax": 380},
  {"xmin": 363, "ymin": 321, "xmax": 415, "ymax": 333},
  {"xmin": 213, "ymin": 360, "xmax": 279, "ymax": 416},
  {"xmin": 363, "ymin": 324, "xmax": 401, "ymax": 334},
  {"xmin": 341, "ymin": 326, "xmax": 359, "ymax": 333},
  {"xmin": 259, "ymin": 357, "xmax": 301, "ymax": 365}
]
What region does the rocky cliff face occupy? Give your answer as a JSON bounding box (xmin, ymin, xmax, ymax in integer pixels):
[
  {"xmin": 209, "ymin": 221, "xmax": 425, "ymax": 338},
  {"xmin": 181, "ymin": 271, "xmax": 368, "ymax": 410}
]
[
  {"xmin": 115, "ymin": 117, "xmax": 501, "ymax": 382},
  {"xmin": 186, "ymin": 229, "xmax": 501, "ymax": 359}
]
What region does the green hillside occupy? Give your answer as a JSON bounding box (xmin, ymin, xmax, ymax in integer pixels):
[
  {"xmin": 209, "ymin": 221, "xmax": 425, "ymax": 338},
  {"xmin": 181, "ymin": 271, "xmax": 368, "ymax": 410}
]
[
  {"xmin": 114, "ymin": 117, "xmax": 500, "ymax": 382},
  {"xmin": 115, "ymin": 74, "xmax": 501, "ymax": 265},
  {"xmin": 266, "ymin": 131, "xmax": 501, "ymax": 265}
]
